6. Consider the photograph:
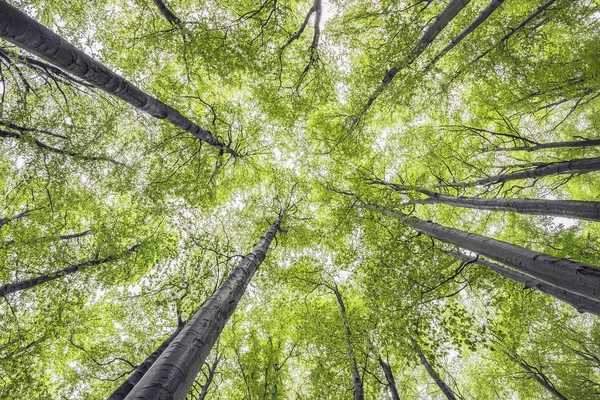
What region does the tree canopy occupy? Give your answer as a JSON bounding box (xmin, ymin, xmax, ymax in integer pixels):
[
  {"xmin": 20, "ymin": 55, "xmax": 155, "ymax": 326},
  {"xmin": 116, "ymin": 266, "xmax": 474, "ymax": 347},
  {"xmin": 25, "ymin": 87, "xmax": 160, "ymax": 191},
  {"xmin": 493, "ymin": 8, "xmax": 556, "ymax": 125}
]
[{"xmin": 1, "ymin": 0, "xmax": 600, "ymax": 398}]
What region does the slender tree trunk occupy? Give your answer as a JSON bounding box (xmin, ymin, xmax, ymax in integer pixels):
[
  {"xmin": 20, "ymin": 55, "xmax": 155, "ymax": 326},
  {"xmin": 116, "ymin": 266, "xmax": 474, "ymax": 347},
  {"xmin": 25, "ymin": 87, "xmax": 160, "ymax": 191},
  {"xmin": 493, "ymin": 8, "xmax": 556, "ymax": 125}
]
[
  {"xmin": 124, "ymin": 217, "xmax": 281, "ymax": 400},
  {"xmin": 438, "ymin": 157, "xmax": 600, "ymax": 187},
  {"xmin": 378, "ymin": 357, "xmax": 400, "ymax": 400},
  {"xmin": 484, "ymin": 139, "xmax": 600, "ymax": 152},
  {"xmin": 0, "ymin": 209, "xmax": 30, "ymax": 229},
  {"xmin": 415, "ymin": 345, "xmax": 457, "ymax": 400},
  {"xmin": 198, "ymin": 354, "xmax": 220, "ymax": 400},
  {"xmin": 471, "ymin": 0, "xmax": 557, "ymax": 65},
  {"xmin": 506, "ymin": 352, "xmax": 568, "ymax": 400},
  {"xmin": 108, "ymin": 321, "xmax": 185, "ymax": 400},
  {"xmin": 393, "ymin": 186, "xmax": 600, "ymax": 222},
  {"xmin": 5, "ymin": 229, "xmax": 92, "ymax": 246},
  {"xmin": 152, "ymin": 0, "xmax": 182, "ymax": 26},
  {"xmin": 1, "ymin": 126, "xmax": 124, "ymax": 166},
  {"xmin": 332, "ymin": 286, "xmax": 365, "ymax": 400},
  {"xmin": 445, "ymin": 251, "xmax": 600, "ymax": 316},
  {"xmin": 0, "ymin": 244, "xmax": 138, "ymax": 297},
  {"xmin": 426, "ymin": 0, "xmax": 505, "ymax": 70},
  {"xmin": 364, "ymin": 0, "xmax": 471, "ymax": 110},
  {"xmin": 368, "ymin": 204, "xmax": 600, "ymax": 301},
  {"xmin": 0, "ymin": 3, "xmax": 239, "ymax": 157}
]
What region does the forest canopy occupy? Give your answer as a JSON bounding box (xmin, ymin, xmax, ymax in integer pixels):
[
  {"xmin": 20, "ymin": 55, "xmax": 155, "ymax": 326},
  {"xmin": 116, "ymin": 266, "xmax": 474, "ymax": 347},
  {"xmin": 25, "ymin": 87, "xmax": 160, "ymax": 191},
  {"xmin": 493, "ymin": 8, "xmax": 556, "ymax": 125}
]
[{"xmin": 1, "ymin": 0, "xmax": 600, "ymax": 398}]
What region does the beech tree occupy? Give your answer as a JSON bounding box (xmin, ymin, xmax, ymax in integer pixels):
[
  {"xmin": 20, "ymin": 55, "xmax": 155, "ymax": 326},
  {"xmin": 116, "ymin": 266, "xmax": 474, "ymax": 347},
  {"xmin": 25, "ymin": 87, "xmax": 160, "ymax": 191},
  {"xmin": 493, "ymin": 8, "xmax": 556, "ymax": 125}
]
[{"xmin": 1, "ymin": 0, "xmax": 600, "ymax": 399}]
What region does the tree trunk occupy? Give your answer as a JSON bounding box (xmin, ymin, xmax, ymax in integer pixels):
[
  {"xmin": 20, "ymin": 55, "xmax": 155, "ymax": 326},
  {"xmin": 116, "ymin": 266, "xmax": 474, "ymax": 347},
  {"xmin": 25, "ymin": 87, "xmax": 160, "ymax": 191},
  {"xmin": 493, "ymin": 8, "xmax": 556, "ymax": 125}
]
[
  {"xmin": 108, "ymin": 321, "xmax": 185, "ymax": 400},
  {"xmin": 485, "ymin": 139, "xmax": 600, "ymax": 153},
  {"xmin": 364, "ymin": 0, "xmax": 471, "ymax": 110},
  {"xmin": 438, "ymin": 157, "xmax": 600, "ymax": 187},
  {"xmin": 471, "ymin": 0, "xmax": 557, "ymax": 65},
  {"xmin": 445, "ymin": 251, "xmax": 600, "ymax": 316},
  {"xmin": 369, "ymin": 204, "xmax": 600, "ymax": 301},
  {"xmin": 0, "ymin": 209, "xmax": 30, "ymax": 229},
  {"xmin": 124, "ymin": 217, "xmax": 281, "ymax": 400},
  {"xmin": 426, "ymin": 0, "xmax": 505, "ymax": 70},
  {"xmin": 400, "ymin": 187, "xmax": 600, "ymax": 222},
  {"xmin": 0, "ymin": 3, "xmax": 239, "ymax": 157},
  {"xmin": 415, "ymin": 345, "xmax": 457, "ymax": 400},
  {"xmin": 329, "ymin": 283, "xmax": 365, "ymax": 400},
  {"xmin": 506, "ymin": 352, "xmax": 568, "ymax": 400},
  {"xmin": 378, "ymin": 357, "xmax": 400, "ymax": 400},
  {"xmin": 332, "ymin": 286, "xmax": 365, "ymax": 400},
  {"xmin": 0, "ymin": 244, "xmax": 138, "ymax": 297},
  {"xmin": 152, "ymin": 0, "xmax": 182, "ymax": 26}
]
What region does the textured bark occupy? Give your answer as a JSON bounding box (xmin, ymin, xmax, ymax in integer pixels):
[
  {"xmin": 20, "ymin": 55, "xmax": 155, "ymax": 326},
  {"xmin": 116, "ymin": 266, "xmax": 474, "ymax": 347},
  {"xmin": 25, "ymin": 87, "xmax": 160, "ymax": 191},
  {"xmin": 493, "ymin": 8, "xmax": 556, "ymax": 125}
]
[
  {"xmin": 439, "ymin": 157, "xmax": 600, "ymax": 187},
  {"xmin": 378, "ymin": 357, "xmax": 400, "ymax": 400},
  {"xmin": 426, "ymin": 0, "xmax": 505, "ymax": 70},
  {"xmin": 152, "ymin": 0, "xmax": 182, "ymax": 26},
  {"xmin": 124, "ymin": 218, "xmax": 281, "ymax": 400},
  {"xmin": 364, "ymin": 0, "xmax": 471, "ymax": 110},
  {"xmin": 416, "ymin": 347, "xmax": 457, "ymax": 400},
  {"xmin": 485, "ymin": 139, "xmax": 600, "ymax": 153},
  {"xmin": 109, "ymin": 322, "xmax": 185, "ymax": 400},
  {"xmin": 333, "ymin": 287, "xmax": 365, "ymax": 400},
  {"xmin": 370, "ymin": 205, "xmax": 600, "ymax": 301},
  {"xmin": 446, "ymin": 251, "xmax": 600, "ymax": 316},
  {"xmin": 0, "ymin": 245, "xmax": 138, "ymax": 297},
  {"xmin": 0, "ymin": 3, "xmax": 239, "ymax": 157},
  {"xmin": 399, "ymin": 187, "xmax": 600, "ymax": 222}
]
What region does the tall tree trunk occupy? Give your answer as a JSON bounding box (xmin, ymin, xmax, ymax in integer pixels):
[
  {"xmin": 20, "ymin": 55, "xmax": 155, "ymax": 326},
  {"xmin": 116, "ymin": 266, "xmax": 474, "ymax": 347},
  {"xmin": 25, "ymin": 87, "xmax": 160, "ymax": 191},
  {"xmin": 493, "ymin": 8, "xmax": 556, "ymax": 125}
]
[
  {"xmin": 152, "ymin": 0, "xmax": 182, "ymax": 26},
  {"xmin": 124, "ymin": 217, "xmax": 281, "ymax": 400},
  {"xmin": 387, "ymin": 184, "xmax": 600, "ymax": 222},
  {"xmin": 414, "ymin": 343, "xmax": 457, "ymax": 400},
  {"xmin": 438, "ymin": 157, "xmax": 600, "ymax": 187},
  {"xmin": 505, "ymin": 352, "xmax": 568, "ymax": 400},
  {"xmin": 426, "ymin": 0, "xmax": 505, "ymax": 70},
  {"xmin": 378, "ymin": 357, "xmax": 400, "ymax": 400},
  {"xmin": 368, "ymin": 204, "xmax": 600, "ymax": 301},
  {"xmin": 363, "ymin": 0, "xmax": 471, "ymax": 110},
  {"xmin": 445, "ymin": 251, "xmax": 600, "ymax": 316},
  {"xmin": 108, "ymin": 321, "xmax": 185, "ymax": 400},
  {"xmin": 0, "ymin": 3, "xmax": 239, "ymax": 157},
  {"xmin": 484, "ymin": 139, "xmax": 600, "ymax": 152},
  {"xmin": 0, "ymin": 244, "xmax": 138, "ymax": 297},
  {"xmin": 332, "ymin": 286, "xmax": 365, "ymax": 400}
]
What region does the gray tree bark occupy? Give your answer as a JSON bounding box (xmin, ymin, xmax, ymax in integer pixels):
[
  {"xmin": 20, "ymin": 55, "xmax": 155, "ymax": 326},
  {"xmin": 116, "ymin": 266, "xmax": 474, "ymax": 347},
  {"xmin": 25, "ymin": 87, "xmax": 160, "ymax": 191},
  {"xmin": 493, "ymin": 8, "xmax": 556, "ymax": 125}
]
[
  {"xmin": 124, "ymin": 217, "xmax": 281, "ymax": 400},
  {"xmin": 414, "ymin": 344, "xmax": 457, "ymax": 400},
  {"xmin": 426, "ymin": 0, "xmax": 505, "ymax": 70},
  {"xmin": 378, "ymin": 357, "xmax": 400, "ymax": 400},
  {"xmin": 152, "ymin": 0, "xmax": 182, "ymax": 26},
  {"xmin": 438, "ymin": 157, "xmax": 600, "ymax": 187},
  {"xmin": 0, "ymin": 209, "xmax": 30, "ymax": 229},
  {"xmin": 108, "ymin": 321, "xmax": 185, "ymax": 400},
  {"xmin": 363, "ymin": 0, "xmax": 471, "ymax": 111},
  {"xmin": 484, "ymin": 139, "xmax": 600, "ymax": 153},
  {"xmin": 505, "ymin": 352, "xmax": 568, "ymax": 400},
  {"xmin": 332, "ymin": 285, "xmax": 365, "ymax": 400},
  {"xmin": 391, "ymin": 186, "xmax": 600, "ymax": 222},
  {"xmin": 446, "ymin": 251, "xmax": 600, "ymax": 316},
  {"xmin": 0, "ymin": 245, "xmax": 138, "ymax": 297},
  {"xmin": 0, "ymin": 3, "xmax": 239, "ymax": 157},
  {"xmin": 198, "ymin": 353, "xmax": 220, "ymax": 400},
  {"xmin": 368, "ymin": 204, "xmax": 600, "ymax": 301}
]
